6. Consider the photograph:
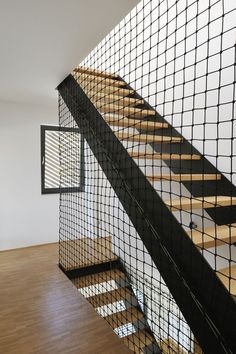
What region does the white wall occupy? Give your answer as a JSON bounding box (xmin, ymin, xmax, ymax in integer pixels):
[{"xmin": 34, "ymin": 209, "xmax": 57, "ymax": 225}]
[
  {"xmin": 0, "ymin": 100, "xmax": 59, "ymax": 250},
  {"xmin": 82, "ymin": 0, "xmax": 236, "ymax": 184}
]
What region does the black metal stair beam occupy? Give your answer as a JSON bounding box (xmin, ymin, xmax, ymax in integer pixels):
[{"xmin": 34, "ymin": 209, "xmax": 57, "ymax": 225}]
[{"xmin": 58, "ymin": 75, "xmax": 236, "ymax": 354}]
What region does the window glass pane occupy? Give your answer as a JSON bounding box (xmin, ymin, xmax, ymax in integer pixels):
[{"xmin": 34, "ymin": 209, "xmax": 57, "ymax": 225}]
[{"xmin": 41, "ymin": 126, "xmax": 83, "ymax": 194}]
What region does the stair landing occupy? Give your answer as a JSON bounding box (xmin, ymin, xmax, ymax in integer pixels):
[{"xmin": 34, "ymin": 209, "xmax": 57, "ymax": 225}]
[{"xmin": 60, "ymin": 236, "xmax": 118, "ymax": 271}]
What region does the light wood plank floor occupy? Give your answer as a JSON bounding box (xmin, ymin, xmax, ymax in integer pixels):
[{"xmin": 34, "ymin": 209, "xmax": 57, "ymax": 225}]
[{"xmin": 0, "ymin": 243, "xmax": 131, "ymax": 354}]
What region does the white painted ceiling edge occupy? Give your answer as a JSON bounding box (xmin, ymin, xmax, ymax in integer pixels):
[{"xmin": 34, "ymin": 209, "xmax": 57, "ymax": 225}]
[{"xmin": 0, "ymin": 0, "xmax": 138, "ymax": 107}]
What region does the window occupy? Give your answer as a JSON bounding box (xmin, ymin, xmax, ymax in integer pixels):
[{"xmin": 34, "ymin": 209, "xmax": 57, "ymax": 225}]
[{"xmin": 41, "ymin": 125, "xmax": 84, "ymax": 194}]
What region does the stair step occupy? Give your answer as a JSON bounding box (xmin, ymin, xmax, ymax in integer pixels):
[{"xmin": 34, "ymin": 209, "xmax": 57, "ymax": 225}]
[
  {"xmin": 74, "ymin": 66, "xmax": 118, "ymax": 79},
  {"xmin": 116, "ymin": 132, "xmax": 183, "ymax": 144},
  {"xmin": 129, "ymin": 152, "xmax": 201, "ymax": 160},
  {"xmin": 187, "ymin": 224, "xmax": 236, "ymax": 248},
  {"xmin": 165, "ymin": 196, "xmax": 236, "ymax": 212},
  {"xmin": 148, "ymin": 174, "xmax": 221, "ymax": 182},
  {"xmin": 106, "ymin": 117, "xmax": 168, "ymax": 130},
  {"xmin": 159, "ymin": 338, "xmax": 187, "ymax": 354},
  {"xmin": 123, "ymin": 329, "xmax": 155, "ymax": 353},
  {"xmin": 105, "ymin": 307, "xmax": 144, "ymax": 328},
  {"xmin": 87, "ymin": 287, "xmax": 132, "ymax": 307},
  {"xmin": 217, "ymin": 265, "xmax": 236, "ymax": 296},
  {"xmin": 59, "ymin": 236, "xmax": 118, "ymax": 271},
  {"xmin": 77, "ymin": 74, "xmax": 126, "ymax": 87},
  {"xmin": 96, "ymin": 103, "xmax": 156, "ymax": 117},
  {"xmin": 73, "ymin": 269, "xmax": 125, "ymax": 289},
  {"xmin": 82, "ymin": 83, "xmax": 134, "ymax": 96},
  {"xmin": 91, "ymin": 92, "xmax": 144, "ymax": 106}
]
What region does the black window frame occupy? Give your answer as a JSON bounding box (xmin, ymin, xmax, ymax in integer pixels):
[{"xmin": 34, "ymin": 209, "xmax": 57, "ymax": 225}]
[{"xmin": 41, "ymin": 125, "xmax": 85, "ymax": 194}]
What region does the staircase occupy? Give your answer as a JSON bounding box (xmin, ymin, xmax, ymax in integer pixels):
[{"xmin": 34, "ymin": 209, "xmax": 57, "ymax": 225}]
[
  {"xmin": 60, "ymin": 236, "xmax": 159, "ymax": 353},
  {"xmin": 62, "ymin": 235, "xmax": 185, "ymax": 354},
  {"xmin": 58, "ymin": 66, "xmax": 236, "ymax": 353},
  {"xmin": 72, "ymin": 264, "xmax": 159, "ymax": 353},
  {"xmin": 73, "ymin": 66, "xmax": 236, "ymax": 299}
]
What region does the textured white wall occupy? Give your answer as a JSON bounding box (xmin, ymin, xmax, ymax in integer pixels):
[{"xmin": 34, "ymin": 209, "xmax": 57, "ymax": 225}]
[
  {"xmin": 82, "ymin": 0, "xmax": 236, "ymax": 184},
  {"xmin": 0, "ymin": 100, "xmax": 59, "ymax": 250}
]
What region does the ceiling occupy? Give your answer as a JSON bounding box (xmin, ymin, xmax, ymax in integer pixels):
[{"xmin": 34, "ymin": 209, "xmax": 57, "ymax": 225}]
[{"xmin": 0, "ymin": 0, "xmax": 137, "ymax": 106}]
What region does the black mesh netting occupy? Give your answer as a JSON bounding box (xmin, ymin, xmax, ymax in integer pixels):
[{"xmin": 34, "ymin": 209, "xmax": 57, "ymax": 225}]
[{"xmin": 58, "ymin": 1, "xmax": 236, "ymax": 353}]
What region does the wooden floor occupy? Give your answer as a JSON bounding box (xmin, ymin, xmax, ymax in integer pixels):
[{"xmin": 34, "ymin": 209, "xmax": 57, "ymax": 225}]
[{"xmin": 0, "ymin": 243, "xmax": 131, "ymax": 354}]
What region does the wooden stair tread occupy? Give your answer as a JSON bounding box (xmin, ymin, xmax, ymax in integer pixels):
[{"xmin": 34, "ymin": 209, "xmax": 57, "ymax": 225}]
[
  {"xmin": 123, "ymin": 329, "xmax": 154, "ymax": 352},
  {"xmin": 187, "ymin": 224, "xmax": 236, "ymax": 248},
  {"xmin": 106, "ymin": 117, "xmax": 168, "ymax": 130},
  {"xmin": 80, "ymin": 83, "xmax": 134, "ymax": 96},
  {"xmin": 74, "ymin": 66, "xmax": 118, "ymax": 79},
  {"xmin": 116, "ymin": 132, "xmax": 182, "ymax": 143},
  {"xmin": 105, "ymin": 307, "xmax": 144, "ymax": 328},
  {"xmin": 165, "ymin": 196, "xmax": 236, "ymax": 211},
  {"xmin": 87, "ymin": 287, "xmax": 132, "ymax": 307},
  {"xmin": 73, "ymin": 269, "xmax": 125, "ymax": 289},
  {"xmin": 148, "ymin": 174, "xmax": 221, "ymax": 182},
  {"xmin": 159, "ymin": 338, "xmax": 187, "ymax": 354},
  {"xmin": 77, "ymin": 74, "xmax": 126, "ymax": 87},
  {"xmin": 59, "ymin": 236, "xmax": 118, "ymax": 271},
  {"xmin": 96, "ymin": 103, "xmax": 155, "ymax": 117},
  {"xmin": 217, "ymin": 264, "xmax": 236, "ymax": 296},
  {"xmin": 90, "ymin": 92, "xmax": 144, "ymax": 106},
  {"xmin": 129, "ymin": 152, "xmax": 201, "ymax": 160}
]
